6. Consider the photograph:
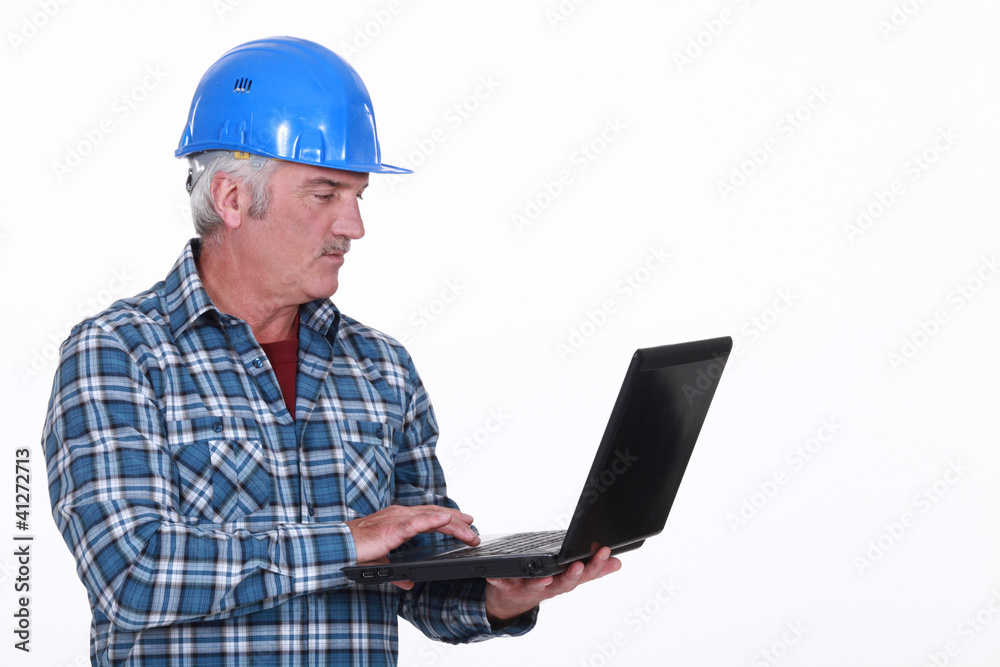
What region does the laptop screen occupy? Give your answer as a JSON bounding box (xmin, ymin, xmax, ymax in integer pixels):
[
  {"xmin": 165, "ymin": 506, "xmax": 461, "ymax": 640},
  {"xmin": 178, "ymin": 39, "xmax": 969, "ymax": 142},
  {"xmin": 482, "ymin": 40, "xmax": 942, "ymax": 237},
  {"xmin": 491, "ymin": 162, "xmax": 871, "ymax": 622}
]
[{"xmin": 558, "ymin": 337, "xmax": 731, "ymax": 562}]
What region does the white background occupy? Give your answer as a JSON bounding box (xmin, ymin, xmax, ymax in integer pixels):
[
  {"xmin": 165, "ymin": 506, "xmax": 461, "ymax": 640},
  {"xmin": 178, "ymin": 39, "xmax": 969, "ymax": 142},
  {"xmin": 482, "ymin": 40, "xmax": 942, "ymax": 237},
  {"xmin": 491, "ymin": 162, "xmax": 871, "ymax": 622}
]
[{"xmin": 2, "ymin": 1, "xmax": 999, "ymax": 666}]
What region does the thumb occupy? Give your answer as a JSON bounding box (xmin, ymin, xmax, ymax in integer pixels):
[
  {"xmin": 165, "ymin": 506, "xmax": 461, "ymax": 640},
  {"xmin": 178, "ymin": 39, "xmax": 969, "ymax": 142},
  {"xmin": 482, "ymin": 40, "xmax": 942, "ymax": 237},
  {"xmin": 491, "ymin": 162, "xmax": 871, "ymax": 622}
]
[{"xmin": 486, "ymin": 578, "xmax": 515, "ymax": 591}]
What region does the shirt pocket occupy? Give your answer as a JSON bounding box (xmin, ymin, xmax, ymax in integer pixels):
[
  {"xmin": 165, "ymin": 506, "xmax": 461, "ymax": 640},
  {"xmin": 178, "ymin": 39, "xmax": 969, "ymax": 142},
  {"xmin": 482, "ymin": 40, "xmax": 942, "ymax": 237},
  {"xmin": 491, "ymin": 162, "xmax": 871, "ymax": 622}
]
[
  {"xmin": 166, "ymin": 416, "xmax": 272, "ymax": 524},
  {"xmin": 339, "ymin": 420, "xmax": 399, "ymax": 517}
]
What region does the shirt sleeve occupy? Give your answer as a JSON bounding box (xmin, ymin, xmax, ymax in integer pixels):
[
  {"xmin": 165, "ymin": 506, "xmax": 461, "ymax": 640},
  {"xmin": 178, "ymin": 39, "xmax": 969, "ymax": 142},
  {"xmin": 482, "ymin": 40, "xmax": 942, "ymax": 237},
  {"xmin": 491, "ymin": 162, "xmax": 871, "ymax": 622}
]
[
  {"xmin": 41, "ymin": 321, "xmax": 358, "ymax": 633},
  {"xmin": 390, "ymin": 352, "xmax": 538, "ymax": 643}
]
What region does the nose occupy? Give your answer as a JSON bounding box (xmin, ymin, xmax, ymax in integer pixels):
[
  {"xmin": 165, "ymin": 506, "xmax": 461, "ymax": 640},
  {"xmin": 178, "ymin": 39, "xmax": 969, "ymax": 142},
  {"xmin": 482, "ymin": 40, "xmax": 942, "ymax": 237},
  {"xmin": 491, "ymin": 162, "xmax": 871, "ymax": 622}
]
[{"xmin": 334, "ymin": 196, "xmax": 365, "ymax": 240}]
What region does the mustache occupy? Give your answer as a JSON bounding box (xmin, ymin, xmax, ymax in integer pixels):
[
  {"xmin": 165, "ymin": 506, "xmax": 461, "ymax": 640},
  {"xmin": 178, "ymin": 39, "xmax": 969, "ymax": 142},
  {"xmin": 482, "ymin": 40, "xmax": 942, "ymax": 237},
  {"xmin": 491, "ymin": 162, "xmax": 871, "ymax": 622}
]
[{"xmin": 320, "ymin": 238, "xmax": 352, "ymax": 255}]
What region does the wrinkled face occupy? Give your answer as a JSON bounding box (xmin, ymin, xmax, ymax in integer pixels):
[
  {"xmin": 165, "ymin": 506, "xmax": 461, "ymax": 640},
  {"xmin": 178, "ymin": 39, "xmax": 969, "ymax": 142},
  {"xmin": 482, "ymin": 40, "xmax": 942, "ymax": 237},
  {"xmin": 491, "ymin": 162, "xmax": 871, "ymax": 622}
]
[{"xmin": 231, "ymin": 161, "xmax": 369, "ymax": 305}]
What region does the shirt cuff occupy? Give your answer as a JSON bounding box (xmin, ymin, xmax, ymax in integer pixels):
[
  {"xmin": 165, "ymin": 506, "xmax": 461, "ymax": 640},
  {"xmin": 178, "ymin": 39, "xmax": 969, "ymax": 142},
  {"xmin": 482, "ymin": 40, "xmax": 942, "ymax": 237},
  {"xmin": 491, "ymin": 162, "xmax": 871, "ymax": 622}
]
[
  {"xmin": 467, "ymin": 578, "xmax": 539, "ymax": 639},
  {"xmin": 487, "ymin": 605, "xmax": 539, "ymax": 636},
  {"xmin": 275, "ymin": 522, "xmax": 357, "ymax": 595}
]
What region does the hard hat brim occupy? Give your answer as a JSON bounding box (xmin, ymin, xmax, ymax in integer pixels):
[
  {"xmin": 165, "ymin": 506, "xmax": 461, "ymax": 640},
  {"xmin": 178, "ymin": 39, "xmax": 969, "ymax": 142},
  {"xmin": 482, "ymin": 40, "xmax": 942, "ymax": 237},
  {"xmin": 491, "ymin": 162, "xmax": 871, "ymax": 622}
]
[{"xmin": 176, "ymin": 144, "xmax": 412, "ymax": 175}]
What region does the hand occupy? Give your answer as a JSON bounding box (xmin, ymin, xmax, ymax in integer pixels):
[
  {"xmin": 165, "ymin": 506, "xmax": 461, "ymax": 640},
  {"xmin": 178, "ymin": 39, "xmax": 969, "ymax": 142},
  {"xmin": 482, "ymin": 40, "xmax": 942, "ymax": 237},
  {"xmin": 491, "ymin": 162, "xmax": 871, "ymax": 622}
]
[
  {"xmin": 484, "ymin": 546, "xmax": 621, "ymax": 627},
  {"xmin": 346, "ymin": 504, "xmax": 480, "ymax": 588}
]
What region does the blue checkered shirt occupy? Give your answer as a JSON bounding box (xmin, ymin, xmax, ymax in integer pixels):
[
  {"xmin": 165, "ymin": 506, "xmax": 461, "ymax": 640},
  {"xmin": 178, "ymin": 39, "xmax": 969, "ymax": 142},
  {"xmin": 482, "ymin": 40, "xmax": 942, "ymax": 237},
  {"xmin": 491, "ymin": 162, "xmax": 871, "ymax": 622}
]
[{"xmin": 42, "ymin": 240, "xmax": 535, "ymax": 666}]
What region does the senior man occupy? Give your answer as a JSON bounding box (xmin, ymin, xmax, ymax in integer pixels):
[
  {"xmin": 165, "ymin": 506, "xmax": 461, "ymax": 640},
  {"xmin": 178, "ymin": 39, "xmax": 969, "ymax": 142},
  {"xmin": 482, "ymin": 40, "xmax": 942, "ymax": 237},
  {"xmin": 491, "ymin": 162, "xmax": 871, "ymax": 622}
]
[{"xmin": 42, "ymin": 36, "xmax": 619, "ymax": 666}]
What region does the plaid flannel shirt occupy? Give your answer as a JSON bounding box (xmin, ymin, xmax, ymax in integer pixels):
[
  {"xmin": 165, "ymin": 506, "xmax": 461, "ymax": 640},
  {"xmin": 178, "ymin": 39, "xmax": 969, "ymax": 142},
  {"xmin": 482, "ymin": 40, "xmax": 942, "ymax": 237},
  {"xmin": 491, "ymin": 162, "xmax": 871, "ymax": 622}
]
[{"xmin": 42, "ymin": 240, "xmax": 534, "ymax": 667}]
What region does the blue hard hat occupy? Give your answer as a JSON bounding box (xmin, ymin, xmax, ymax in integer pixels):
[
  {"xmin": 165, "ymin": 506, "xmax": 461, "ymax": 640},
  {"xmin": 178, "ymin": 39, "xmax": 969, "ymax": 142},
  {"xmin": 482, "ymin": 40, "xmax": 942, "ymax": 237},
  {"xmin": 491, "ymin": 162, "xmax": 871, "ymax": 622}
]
[{"xmin": 176, "ymin": 36, "xmax": 411, "ymax": 175}]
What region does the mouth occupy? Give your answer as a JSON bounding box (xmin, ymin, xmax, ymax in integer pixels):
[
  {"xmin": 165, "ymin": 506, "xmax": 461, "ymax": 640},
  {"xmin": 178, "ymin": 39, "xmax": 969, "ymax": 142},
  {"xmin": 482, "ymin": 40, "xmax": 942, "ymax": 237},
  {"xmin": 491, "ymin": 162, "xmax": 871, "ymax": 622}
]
[{"xmin": 320, "ymin": 237, "xmax": 350, "ymax": 263}]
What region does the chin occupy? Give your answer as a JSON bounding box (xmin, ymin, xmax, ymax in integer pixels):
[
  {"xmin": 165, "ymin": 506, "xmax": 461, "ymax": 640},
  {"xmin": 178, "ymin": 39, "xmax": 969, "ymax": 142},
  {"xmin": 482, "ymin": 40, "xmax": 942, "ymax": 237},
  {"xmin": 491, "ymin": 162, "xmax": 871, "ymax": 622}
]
[
  {"xmin": 301, "ymin": 266, "xmax": 341, "ymax": 301},
  {"xmin": 310, "ymin": 279, "xmax": 340, "ymax": 301}
]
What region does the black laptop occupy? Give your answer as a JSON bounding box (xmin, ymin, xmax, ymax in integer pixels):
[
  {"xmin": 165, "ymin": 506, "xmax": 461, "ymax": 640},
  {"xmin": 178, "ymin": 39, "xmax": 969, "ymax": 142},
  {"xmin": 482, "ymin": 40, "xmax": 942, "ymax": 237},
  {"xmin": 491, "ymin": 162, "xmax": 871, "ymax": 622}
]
[{"xmin": 343, "ymin": 336, "xmax": 732, "ymax": 584}]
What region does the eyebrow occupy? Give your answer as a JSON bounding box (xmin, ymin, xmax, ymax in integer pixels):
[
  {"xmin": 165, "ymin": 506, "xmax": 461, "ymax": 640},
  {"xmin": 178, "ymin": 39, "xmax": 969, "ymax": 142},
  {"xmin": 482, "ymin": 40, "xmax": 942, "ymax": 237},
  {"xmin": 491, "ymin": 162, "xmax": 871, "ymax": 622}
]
[{"xmin": 299, "ymin": 178, "xmax": 369, "ymax": 191}]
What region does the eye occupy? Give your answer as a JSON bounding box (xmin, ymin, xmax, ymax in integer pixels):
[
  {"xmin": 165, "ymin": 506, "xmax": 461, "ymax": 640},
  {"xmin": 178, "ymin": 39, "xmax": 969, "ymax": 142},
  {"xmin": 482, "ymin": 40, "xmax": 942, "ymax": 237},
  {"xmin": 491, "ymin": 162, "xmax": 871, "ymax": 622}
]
[{"xmin": 315, "ymin": 193, "xmax": 336, "ymax": 202}]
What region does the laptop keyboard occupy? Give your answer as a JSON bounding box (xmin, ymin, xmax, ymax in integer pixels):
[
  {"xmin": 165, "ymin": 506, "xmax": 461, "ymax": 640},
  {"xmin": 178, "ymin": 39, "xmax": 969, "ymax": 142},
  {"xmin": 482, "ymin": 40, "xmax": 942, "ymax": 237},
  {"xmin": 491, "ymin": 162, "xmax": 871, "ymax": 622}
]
[{"xmin": 426, "ymin": 530, "xmax": 566, "ymax": 560}]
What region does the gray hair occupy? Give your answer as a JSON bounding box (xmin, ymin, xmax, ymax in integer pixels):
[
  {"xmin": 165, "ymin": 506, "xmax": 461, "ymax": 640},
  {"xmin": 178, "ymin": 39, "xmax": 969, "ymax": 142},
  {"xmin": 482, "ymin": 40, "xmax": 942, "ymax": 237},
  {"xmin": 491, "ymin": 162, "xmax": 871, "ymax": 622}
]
[{"xmin": 188, "ymin": 152, "xmax": 283, "ymax": 239}]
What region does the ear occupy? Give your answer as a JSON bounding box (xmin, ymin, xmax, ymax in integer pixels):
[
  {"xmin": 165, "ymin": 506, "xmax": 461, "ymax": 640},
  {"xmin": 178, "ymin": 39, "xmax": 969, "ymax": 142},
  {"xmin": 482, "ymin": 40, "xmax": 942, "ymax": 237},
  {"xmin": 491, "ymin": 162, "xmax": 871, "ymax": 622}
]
[{"xmin": 209, "ymin": 171, "xmax": 244, "ymax": 231}]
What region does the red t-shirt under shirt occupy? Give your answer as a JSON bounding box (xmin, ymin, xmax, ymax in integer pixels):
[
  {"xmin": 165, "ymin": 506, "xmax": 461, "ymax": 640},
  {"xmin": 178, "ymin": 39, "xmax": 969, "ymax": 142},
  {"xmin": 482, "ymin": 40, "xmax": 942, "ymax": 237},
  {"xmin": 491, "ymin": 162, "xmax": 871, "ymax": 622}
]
[{"xmin": 259, "ymin": 316, "xmax": 299, "ymax": 419}]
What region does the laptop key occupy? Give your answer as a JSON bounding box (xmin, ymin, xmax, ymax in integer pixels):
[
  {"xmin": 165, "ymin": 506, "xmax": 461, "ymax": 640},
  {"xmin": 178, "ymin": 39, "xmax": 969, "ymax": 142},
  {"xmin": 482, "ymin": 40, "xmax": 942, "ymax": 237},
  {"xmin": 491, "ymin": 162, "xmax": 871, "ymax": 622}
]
[{"xmin": 425, "ymin": 530, "xmax": 566, "ymax": 560}]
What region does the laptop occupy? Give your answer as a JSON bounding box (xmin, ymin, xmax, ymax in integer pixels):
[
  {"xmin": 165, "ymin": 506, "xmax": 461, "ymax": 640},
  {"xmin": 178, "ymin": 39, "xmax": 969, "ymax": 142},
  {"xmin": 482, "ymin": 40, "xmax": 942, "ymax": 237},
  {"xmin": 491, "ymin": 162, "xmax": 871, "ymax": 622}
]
[{"xmin": 343, "ymin": 336, "xmax": 732, "ymax": 584}]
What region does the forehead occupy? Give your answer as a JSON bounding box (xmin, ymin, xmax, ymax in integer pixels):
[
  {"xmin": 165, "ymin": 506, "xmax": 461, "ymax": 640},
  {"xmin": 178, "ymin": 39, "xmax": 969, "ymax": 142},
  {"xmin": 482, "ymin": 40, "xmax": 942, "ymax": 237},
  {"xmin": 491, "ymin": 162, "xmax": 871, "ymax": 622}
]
[{"xmin": 277, "ymin": 161, "xmax": 370, "ymax": 190}]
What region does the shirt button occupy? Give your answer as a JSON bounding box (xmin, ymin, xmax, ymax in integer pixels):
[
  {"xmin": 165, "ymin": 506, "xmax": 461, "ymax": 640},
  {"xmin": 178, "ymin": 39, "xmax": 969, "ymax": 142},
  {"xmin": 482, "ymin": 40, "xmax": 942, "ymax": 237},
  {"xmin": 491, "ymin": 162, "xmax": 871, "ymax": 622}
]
[
  {"xmin": 307, "ymin": 504, "xmax": 315, "ymax": 517},
  {"xmin": 212, "ymin": 422, "xmax": 223, "ymax": 433},
  {"xmin": 252, "ymin": 357, "xmax": 264, "ymax": 368},
  {"xmin": 375, "ymin": 426, "xmax": 384, "ymax": 439}
]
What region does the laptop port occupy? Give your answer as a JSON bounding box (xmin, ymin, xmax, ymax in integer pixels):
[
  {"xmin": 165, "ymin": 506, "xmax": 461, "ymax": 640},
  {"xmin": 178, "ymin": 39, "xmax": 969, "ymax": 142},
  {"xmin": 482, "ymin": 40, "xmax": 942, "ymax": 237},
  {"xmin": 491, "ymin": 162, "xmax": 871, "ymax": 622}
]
[
  {"xmin": 377, "ymin": 568, "xmax": 392, "ymax": 577},
  {"xmin": 361, "ymin": 569, "xmax": 376, "ymax": 579}
]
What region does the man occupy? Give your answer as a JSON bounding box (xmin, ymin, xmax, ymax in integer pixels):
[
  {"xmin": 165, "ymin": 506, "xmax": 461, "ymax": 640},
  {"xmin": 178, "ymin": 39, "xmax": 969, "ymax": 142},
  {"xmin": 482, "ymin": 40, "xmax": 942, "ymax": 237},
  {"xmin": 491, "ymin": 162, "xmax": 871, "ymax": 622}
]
[{"xmin": 42, "ymin": 36, "xmax": 619, "ymax": 666}]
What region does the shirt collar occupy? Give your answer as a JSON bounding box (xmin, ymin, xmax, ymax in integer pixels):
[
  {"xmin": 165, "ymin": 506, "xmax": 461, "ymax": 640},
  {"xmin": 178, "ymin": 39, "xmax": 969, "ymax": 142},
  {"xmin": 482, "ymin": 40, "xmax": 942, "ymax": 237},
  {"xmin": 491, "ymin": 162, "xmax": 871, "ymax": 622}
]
[
  {"xmin": 163, "ymin": 239, "xmax": 218, "ymax": 337},
  {"xmin": 300, "ymin": 297, "xmax": 342, "ymax": 348},
  {"xmin": 163, "ymin": 238, "xmax": 342, "ymax": 342}
]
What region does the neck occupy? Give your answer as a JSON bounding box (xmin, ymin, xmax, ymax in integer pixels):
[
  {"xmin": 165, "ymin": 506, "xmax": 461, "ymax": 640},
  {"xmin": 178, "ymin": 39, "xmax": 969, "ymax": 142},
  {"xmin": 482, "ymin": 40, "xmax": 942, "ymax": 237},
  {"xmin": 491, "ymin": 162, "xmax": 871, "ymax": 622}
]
[{"xmin": 197, "ymin": 238, "xmax": 299, "ymax": 344}]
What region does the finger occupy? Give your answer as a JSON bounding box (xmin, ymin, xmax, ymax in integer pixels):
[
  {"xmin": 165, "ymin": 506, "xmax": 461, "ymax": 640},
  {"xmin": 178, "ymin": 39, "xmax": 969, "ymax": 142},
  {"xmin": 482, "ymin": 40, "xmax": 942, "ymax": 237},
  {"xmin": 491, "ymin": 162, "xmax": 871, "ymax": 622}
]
[
  {"xmin": 524, "ymin": 576, "xmax": 554, "ymax": 593},
  {"xmin": 547, "ymin": 565, "xmax": 584, "ymax": 594},
  {"xmin": 380, "ymin": 505, "xmax": 474, "ymax": 529},
  {"xmin": 547, "ymin": 550, "xmax": 611, "ymax": 594},
  {"xmin": 392, "ymin": 579, "xmax": 415, "ymax": 591},
  {"xmin": 596, "ymin": 556, "xmax": 622, "ymax": 579},
  {"xmin": 406, "ymin": 505, "xmax": 474, "ymax": 525},
  {"xmin": 576, "ymin": 548, "xmax": 613, "ymax": 583},
  {"xmin": 410, "ymin": 512, "xmax": 480, "ymax": 545},
  {"xmin": 584, "ymin": 547, "xmax": 611, "ymax": 573},
  {"xmin": 402, "ymin": 509, "xmax": 473, "ymax": 537}
]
